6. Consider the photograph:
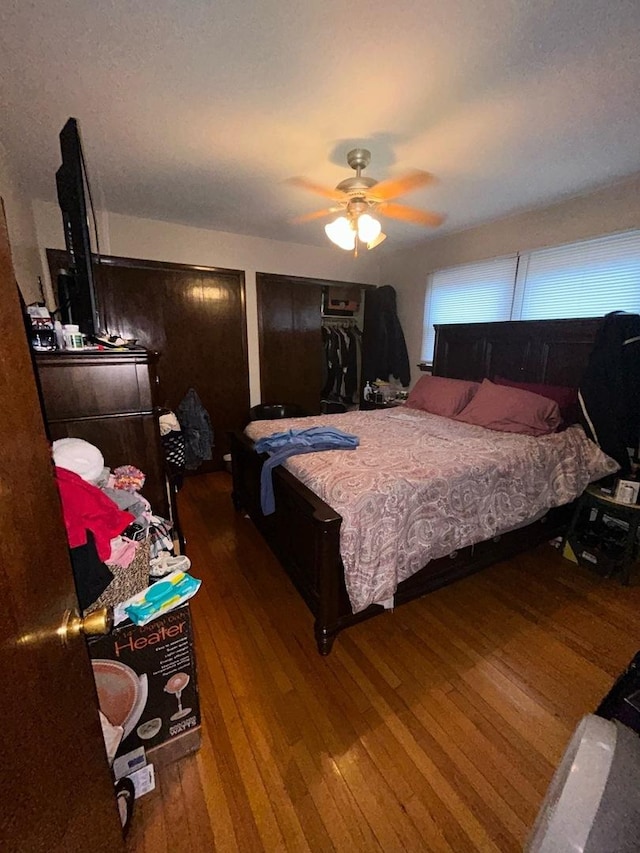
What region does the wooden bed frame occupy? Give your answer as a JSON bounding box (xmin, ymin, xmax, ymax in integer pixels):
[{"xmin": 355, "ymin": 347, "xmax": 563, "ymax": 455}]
[{"xmin": 231, "ymin": 317, "xmax": 603, "ymax": 654}]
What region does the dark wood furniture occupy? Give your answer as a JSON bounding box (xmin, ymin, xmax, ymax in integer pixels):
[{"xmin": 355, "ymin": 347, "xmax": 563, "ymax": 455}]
[
  {"xmin": 432, "ymin": 317, "xmax": 602, "ymax": 385},
  {"xmin": 36, "ymin": 349, "xmax": 170, "ymax": 519},
  {"xmin": 257, "ymin": 274, "xmax": 324, "ymax": 415},
  {"xmin": 47, "ymin": 250, "xmax": 250, "ymax": 470},
  {"xmin": 230, "ymin": 317, "xmax": 603, "ymax": 655},
  {"xmin": 562, "ymin": 485, "xmax": 640, "ymax": 585}
]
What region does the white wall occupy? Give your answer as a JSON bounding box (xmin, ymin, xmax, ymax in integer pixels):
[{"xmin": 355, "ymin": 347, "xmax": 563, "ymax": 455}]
[
  {"xmin": 0, "ymin": 142, "xmax": 42, "ymax": 303},
  {"xmin": 33, "ymin": 201, "xmax": 380, "ymax": 404},
  {"xmin": 380, "ymin": 172, "xmax": 640, "ymax": 377}
]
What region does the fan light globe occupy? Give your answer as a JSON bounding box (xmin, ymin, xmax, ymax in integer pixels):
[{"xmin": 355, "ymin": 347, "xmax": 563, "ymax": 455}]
[
  {"xmin": 367, "ymin": 231, "xmax": 387, "ymax": 250},
  {"xmin": 325, "ymin": 217, "xmax": 355, "ymax": 251},
  {"xmin": 357, "ymin": 214, "xmax": 381, "ymax": 243}
]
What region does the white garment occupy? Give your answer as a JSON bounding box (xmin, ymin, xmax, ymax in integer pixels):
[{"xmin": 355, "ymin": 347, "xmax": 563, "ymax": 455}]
[
  {"xmin": 149, "ymin": 552, "xmax": 191, "ymax": 578},
  {"xmin": 159, "ymin": 412, "xmax": 181, "ymax": 436},
  {"xmin": 52, "ymin": 438, "xmax": 104, "ymax": 483}
]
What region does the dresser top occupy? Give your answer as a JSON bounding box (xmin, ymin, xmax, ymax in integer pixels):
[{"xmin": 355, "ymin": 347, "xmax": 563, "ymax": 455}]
[{"xmin": 35, "ymin": 348, "xmax": 159, "ymax": 366}]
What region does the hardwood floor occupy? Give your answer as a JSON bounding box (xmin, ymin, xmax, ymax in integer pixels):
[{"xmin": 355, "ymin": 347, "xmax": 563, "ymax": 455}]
[{"xmin": 127, "ymin": 473, "xmax": 640, "ymax": 852}]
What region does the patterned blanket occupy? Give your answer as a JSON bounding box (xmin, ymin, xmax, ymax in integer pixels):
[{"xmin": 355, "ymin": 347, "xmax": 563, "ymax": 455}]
[{"xmin": 246, "ymin": 408, "xmax": 618, "ymax": 613}]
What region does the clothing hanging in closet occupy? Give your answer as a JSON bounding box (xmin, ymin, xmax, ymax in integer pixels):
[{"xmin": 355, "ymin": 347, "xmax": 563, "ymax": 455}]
[{"xmin": 321, "ymin": 321, "xmax": 362, "ymax": 404}]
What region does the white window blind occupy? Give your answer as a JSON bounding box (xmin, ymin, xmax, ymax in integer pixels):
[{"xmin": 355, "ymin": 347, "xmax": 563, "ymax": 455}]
[
  {"xmin": 422, "ymin": 229, "xmax": 640, "ymax": 362},
  {"xmin": 422, "ymin": 255, "xmax": 518, "ymax": 361},
  {"xmin": 517, "ymin": 230, "xmax": 640, "ymax": 320}
]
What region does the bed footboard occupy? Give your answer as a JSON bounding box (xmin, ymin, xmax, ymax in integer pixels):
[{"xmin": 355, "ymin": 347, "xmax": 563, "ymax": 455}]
[
  {"xmin": 230, "ymin": 430, "xmax": 574, "ymax": 654},
  {"xmin": 230, "ymin": 430, "xmax": 353, "ymax": 653}
]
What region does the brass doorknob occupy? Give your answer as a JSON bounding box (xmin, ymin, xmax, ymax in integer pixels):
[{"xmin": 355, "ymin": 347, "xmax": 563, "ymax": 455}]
[{"xmin": 58, "ymin": 607, "xmax": 113, "ymax": 644}]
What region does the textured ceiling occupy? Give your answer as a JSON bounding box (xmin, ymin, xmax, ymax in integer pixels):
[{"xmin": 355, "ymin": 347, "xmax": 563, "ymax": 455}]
[{"xmin": 1, "ymin": 0, "xmax": 639, "ymax": 250}]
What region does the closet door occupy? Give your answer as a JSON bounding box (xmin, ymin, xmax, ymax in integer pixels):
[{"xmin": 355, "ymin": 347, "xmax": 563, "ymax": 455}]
[
  {"xmin": 48, "ymin": 250, "xmax": 249, "ymax": 470},
  {"xmin": 257, "ymin": 274, "xmax": 323, "ymax": 415},
  {"xmin": 100, "ymin": 259, "xmax": 249, "ymax": 470}
]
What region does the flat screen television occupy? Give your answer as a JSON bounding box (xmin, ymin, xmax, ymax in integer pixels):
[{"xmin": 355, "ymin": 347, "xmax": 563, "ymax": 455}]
[{"xmin": 55, "ymin": 117, "xmax": 99, "ymax": 336}]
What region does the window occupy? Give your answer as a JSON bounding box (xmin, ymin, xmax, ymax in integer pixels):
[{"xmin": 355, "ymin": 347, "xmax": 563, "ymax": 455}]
[
  {"xmin": 422, "ymin": 255, "xmax": 518, "ymax": 361},
  {"xmin": 422, "ymin": 229, "xmax": 640, "ymax": 362},
  {"xmin": 515, "ymin": 230, "xmax": 640, "ymax": 320}
]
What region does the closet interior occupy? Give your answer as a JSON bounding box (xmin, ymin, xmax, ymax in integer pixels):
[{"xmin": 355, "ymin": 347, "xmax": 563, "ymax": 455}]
[
  {"xmin": 321, "ymin": 287, "xmax": 364, "ymax": 411},
  {"xmin": 256, "ymin": 272, "xmax": 371, "ymax": 415}
]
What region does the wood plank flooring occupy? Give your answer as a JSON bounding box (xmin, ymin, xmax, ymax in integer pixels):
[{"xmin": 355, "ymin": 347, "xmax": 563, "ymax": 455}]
[{"xmin": 127, "ymin": 473, "xmax": 640, "ymax": 852}]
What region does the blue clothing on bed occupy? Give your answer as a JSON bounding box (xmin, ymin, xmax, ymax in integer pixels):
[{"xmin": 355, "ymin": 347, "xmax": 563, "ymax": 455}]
[{"xmin": 254, "ymin": 427, "xmax": 359, "ymax": 515}]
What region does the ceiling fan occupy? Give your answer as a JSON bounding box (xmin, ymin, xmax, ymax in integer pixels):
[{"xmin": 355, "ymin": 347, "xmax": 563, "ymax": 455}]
[{"xmin": 288, "ymin": 148, "xmax": 444, "ymax": 253}]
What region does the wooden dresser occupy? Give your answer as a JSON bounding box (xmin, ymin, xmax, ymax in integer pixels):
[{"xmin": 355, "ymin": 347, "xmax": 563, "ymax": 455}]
[{"xmin": 35, "ymin": 349, "xmax": 169, "ymax": 518}]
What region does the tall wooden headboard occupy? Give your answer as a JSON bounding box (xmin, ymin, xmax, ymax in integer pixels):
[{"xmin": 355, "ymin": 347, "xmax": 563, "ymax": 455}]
[{"xmin": 433, "ymin": 317, "xmax": 602, "ymax": 388}]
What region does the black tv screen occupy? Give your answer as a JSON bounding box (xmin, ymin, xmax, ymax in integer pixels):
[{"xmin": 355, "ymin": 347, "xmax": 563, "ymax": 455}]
[{"xmin": 55, "ymin": 117, "xmax": 98, "ymax": 336}]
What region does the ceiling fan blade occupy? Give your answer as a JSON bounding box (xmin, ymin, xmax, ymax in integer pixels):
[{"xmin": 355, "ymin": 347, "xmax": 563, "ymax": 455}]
[
  {"xmin": 291, "ymin": 207, "xmax": 340, "ymax": 223},
  {"xmin": 377, "ymin": 202, "xmax": 445, "ymax": 228},
  {"xmin": 287, "ymin": 176, "xmax": 343, "ymax": 201},
  {"xmin": 370, "ymin": 170, "xmax": 435, "ymax": 202}
]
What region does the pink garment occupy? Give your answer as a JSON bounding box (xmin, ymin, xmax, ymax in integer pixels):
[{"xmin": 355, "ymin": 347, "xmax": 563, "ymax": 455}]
[
  {"xmin": 106, "ymin": 535, "xmax": 138, "ymax": 568},
  {"xmin": 113, "ymin": 465, "xmax": 146, "ymax": 492},
  {"xmin": 55, "ymin": 467, "xmax": 134, "ymax": 561}
]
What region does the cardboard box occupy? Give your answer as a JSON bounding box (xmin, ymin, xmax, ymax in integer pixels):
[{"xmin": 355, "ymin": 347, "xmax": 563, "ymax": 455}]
[{"xmin": 88, "ymin": 603, "xmax": 200, "ymax": 775}]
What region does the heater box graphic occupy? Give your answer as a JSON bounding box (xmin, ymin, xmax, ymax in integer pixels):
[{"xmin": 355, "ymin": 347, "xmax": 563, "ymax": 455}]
[{"xmin": 89, "ymin": 603, "xmax": 201, "ymax": 771}]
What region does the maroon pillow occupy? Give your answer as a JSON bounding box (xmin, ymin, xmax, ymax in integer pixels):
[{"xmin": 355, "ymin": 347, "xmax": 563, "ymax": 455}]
[
  {"xmin": 455, "ymin": 379, "xmax": 562, "ymax": 436},
  {"xmin": 493, "ymin": 376, "xmax": 579, "ymax": 425},
  {"xmin": 406, "ymin": 375, "xmax": 480, "ymax": 418}
]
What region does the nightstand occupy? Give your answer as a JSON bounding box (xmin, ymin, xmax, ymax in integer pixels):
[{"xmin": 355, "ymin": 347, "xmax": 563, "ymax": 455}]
[{"xmin": 562, "ymin": 485, "xmax": 640, "ymax": 584}]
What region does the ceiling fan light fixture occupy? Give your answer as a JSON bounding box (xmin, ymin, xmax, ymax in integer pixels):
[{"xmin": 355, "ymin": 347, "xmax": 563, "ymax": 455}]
[
  {"xmin": 292, "ymin": 148, "xmax": 443, "ymax": 253},
  {"xmin": 356, "ymin": 213, "xmax": 381, "ymax": 243},
  {"xmin": 325, "ymin": 216, "xmax": 355, "ymax": 251},
  {"xmin": 367, "ymin": 231, "xmax": 387, "ymax": 250}
]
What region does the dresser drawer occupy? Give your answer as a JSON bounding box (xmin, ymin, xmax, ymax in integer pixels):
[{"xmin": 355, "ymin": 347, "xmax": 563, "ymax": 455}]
[{"xmin": 36, "ymin": 352, "xmax": 157, "ymax": 421}]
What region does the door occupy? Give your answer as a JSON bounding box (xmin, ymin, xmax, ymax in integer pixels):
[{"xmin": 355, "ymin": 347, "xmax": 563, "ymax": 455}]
[
  {"xmin": 0, "ymin": 205, "xmax": 124, "ymax": 852},
  {"xmin": 257, "ymin": 273, "xmax": 324, "ymax": 414},
  {"xmin": 98, "ymin": 259, "xmax": 250, "ymax": 469}
]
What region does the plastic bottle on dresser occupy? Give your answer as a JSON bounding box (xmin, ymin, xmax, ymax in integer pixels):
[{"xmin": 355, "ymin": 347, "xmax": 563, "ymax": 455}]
[{"xmin": 62, "ymin": 324, "xmax": 84, "ymax": 350}]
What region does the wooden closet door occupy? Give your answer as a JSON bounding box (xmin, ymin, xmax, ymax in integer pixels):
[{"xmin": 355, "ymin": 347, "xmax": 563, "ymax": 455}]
[
  {"xmin": 93, "ymin": 257, "xmax": 249, "ymax": 470},
  {"xmin": 257, "ymin": 275, "xmax": 323, "ymax": 415}
]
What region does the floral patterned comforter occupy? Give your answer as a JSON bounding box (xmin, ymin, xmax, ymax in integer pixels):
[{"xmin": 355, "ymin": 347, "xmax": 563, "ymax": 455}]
[{"xmin": 245, "ymin": 408, "xmax": 618, "ymax": 613}]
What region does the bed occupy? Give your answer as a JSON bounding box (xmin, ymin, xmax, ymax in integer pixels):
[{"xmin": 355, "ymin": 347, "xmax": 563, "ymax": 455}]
[{"xmin": 230, "ymin": 317, "xmax": 614, "ymax": 654}]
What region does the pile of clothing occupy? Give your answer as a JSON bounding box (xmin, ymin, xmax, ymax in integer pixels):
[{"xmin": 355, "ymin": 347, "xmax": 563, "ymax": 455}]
[
  {"xmin": 254, "ymin": 426, "xmax": 359, "ymax": 515},
  {"xmin": 53, "ymin": 438, "xmax": 183, "ymax": 610}
]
